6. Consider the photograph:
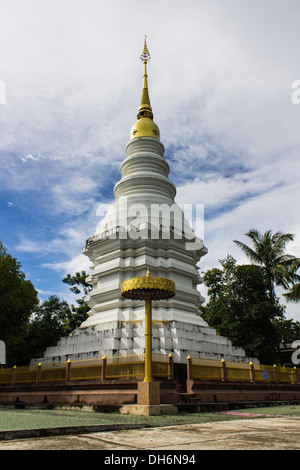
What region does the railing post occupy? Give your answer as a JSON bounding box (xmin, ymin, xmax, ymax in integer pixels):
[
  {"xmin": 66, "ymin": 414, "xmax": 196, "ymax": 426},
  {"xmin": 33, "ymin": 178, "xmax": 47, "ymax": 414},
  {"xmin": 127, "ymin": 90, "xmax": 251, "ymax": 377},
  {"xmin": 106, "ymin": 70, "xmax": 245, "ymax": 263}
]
[
  {"xmin": 291, "ymin": 367, "xmax": 299, "ymax": 385},
  {"xmin": 101, "ymin": 355, "xmax": 107, "ymax": 380},
  {"xmin": 294, "ymin": 367, "xmax": 299, "ymax": 385},
  {"xmin": 249, "ymin": 361, "xmax": 255, "ymax": 383},
  {"xmin": 187, "ymin": 355, "xmax": 193, "ymax": 380},
  {"xmin": 65, "ymin": 359, "xmax": 71, "ymax": 384},
  {"xmin": 36, "ymin": 363, "xmax": 42, "ymax": 384},
  {"xmin": 168, "ymin": 353, "xmax": 174, "ymax": 380},
  {"xmin": 273, "ymin": 364, "xmax": 279, "ymax": 384},
  {"xmin": 10, "ymin": 365, "xmax": 16, "ymax": 385},
  {"xmin": 221, "ymin": 358, "xmax": 227, "ymax": 382},
  {"xmin": 291, "ymin": 368, "xmax": 295, "ymax": 384}
]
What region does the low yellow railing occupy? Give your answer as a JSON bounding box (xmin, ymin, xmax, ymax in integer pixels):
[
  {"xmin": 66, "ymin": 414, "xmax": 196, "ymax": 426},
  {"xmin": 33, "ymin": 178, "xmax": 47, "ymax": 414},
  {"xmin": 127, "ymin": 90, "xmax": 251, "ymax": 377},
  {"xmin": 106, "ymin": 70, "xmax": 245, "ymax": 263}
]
[
  {"xmin": 0, "ymin": 354, "xmax": 298, "ymax": 385},
  {"xmin": 192, "ymin": 358, "xmax": 223, "ymax": 381},
  {"xmin": 106, "ymin": 361, "xmax": 144, "ymax": 379},
  {"xmin": 0, "ymin": 368, "xmax": 12, "ymax": 384},
  {"xmin": 39, "ymin": 367, "xmax": 66, "ymax": 382},
  {"xmin": 153, "ymin": 361, "xmax": 169, "ymax": 378},
  {"xmin": 0, "ymin": 354, "xmax": 165, "ymax": 384},
  {"xmin": 253, "ymin": 364, "xmax": 275, "ymax": 383},
  {"xmin": 70, "ymin": 364, "xmax": 102, "ymax": 381}
]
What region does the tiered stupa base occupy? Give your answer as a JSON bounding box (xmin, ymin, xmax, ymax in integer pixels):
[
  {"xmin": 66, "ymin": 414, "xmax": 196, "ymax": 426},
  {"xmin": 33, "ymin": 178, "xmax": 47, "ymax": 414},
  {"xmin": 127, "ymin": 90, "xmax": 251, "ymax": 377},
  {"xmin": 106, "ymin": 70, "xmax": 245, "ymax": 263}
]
[{"xmin": 31, "ymin": 319, "xmax": 255, "ymax": 365}]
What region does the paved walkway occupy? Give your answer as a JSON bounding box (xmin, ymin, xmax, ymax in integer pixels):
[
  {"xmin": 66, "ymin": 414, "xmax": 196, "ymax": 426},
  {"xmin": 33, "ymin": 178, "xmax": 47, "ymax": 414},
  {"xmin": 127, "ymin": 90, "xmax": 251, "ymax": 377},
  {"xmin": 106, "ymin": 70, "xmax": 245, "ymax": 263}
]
[{"xmin": 0, "ymin": 405, "xmax": 300, "ymax": 450}]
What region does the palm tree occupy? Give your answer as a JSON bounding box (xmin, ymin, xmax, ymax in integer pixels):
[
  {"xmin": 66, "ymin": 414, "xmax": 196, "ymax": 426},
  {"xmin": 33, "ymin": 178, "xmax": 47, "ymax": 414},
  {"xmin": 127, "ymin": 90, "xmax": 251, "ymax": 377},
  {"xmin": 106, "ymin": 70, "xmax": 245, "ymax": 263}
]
[
  {"xmin": 233, "ymin": 229, "xmax": 299, "ymax": 304},
  {"xmin": 283, "ymin": 259, "xmax": 300, "ymax": 303},
  {"xmin": 284, "ymin": 284, "xmax": 300, "ymax": 302}
]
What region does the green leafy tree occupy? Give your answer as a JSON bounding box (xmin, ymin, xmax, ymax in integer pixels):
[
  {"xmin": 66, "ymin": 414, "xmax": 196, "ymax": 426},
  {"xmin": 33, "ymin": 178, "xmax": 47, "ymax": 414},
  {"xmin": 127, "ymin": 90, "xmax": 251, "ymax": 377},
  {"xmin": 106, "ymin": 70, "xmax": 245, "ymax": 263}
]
[
  {"xmin": 0, "ymin": 242, "xmax": 38, "ymax": 365},
  {"xmin": 200, "ymin": 255, "xmax": 283, "ymax": 364},
  {"xmin": 22, "ymin": 295, "xmax": 72, "ymax": 365},
  {"xmin": 273, "ymin": 317, "xmax": 300, "ymax": 346},
  {"xmin": 24, "ymin": 272, "xmax": 92, "ymax": 365},
  {"xmin": 233, "ymin": 229, "xmax": 299, "ymax": 304},
  {"xmin": 62, "ymin": 270, "xmax": 91, "ymax": 331}
]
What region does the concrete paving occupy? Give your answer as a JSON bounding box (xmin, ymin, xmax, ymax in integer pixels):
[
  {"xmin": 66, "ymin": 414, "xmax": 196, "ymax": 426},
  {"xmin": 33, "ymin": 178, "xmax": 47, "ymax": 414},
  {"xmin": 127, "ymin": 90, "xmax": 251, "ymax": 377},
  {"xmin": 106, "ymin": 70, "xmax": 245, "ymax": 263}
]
[
  {"xmin": 0, "ymin": 417, "xmax": 300, "ymax": 450},
  {"xmin": 0, "ymin": 405, "xmax": 300, "ymax": 451}
]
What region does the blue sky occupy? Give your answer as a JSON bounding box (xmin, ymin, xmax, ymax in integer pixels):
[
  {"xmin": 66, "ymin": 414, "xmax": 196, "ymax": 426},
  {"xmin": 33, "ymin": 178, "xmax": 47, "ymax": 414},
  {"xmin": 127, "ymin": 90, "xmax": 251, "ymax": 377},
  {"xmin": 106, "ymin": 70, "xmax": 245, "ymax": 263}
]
[{"xmin": 0, "ymin": 0, "xmax": 300, "ymax": 321}]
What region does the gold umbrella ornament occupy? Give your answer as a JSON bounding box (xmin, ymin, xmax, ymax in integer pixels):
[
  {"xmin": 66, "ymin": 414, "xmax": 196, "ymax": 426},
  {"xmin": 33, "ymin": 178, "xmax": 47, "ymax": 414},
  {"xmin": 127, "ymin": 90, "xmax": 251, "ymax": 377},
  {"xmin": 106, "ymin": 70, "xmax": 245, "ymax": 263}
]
[{"xmin": 121, "ymin": 268, "xmax": 175, "ymax": 382}]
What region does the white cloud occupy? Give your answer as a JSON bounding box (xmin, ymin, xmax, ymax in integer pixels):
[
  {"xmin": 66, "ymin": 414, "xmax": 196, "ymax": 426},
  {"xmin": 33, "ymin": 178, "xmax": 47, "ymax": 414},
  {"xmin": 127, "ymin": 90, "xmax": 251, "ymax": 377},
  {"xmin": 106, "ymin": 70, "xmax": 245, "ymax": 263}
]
[{"xmin": 42, "ymin": 253, "xmax": 91, "ymax": 276}]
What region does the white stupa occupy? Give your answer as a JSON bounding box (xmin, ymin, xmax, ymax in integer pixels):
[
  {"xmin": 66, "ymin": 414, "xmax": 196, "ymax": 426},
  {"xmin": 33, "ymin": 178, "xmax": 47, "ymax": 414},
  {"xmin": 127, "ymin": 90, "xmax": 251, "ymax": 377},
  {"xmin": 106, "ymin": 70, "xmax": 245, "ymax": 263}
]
[{"xmin": 36, "ymin": 39, "xmax": 251, "ymax": 364}]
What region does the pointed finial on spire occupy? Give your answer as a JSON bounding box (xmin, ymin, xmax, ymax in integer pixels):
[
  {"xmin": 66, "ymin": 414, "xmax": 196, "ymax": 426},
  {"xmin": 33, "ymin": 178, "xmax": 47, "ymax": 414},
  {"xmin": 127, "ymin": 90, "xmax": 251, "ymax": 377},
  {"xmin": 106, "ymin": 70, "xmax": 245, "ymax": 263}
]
[{"xmin": 140, "ymin": 35, "xmax": 151, "ymax": 63}]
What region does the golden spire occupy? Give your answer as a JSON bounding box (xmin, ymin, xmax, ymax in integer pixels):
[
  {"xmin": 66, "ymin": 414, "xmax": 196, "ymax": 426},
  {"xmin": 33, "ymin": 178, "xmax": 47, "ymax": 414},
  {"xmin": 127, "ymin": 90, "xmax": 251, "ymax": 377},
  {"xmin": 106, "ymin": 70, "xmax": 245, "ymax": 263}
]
[
  {"xmin": 130, "ymin": 36, "xmax": 160, "ymax": 141},
  {"xmin": 138, "ymin": 36, "xmax": 153, "ymax": 120}
]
